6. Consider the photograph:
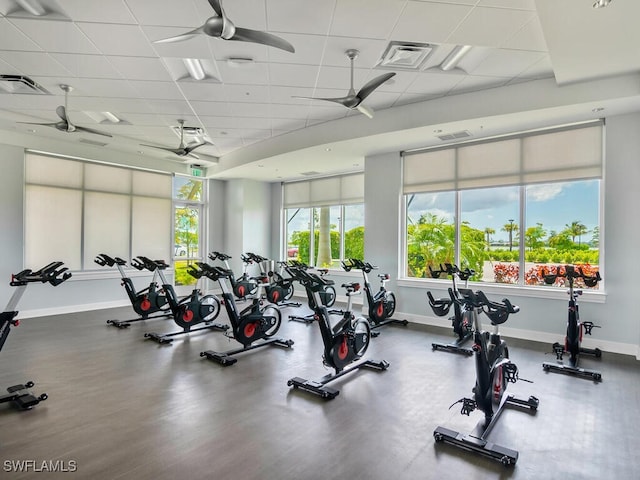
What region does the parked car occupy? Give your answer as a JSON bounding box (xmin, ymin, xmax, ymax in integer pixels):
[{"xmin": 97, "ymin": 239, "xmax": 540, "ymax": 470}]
[
  {"xmin": 287, "ymin": 246, "xmax": 299, "ymax": 258},
  {"xmin": 175, "ymin": 244, "xmax": 187, "ymax": 257}
]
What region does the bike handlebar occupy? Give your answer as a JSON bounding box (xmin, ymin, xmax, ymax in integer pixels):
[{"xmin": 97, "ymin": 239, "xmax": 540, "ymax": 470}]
[
  {"xmin": 11, "ymin": 262, "xmax": 72, "ymax": 287},
  {"xmin": 209, "ymin": 251, "xmax": 232, "ymax": 262},
  {"xmin": 543, "ymin": 264, "xmax": 601, "ymax": 287}
]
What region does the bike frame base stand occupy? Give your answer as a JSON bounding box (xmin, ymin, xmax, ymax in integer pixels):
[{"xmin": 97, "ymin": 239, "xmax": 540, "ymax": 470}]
[
  {"xmin": 542, "ymin": 361, "xmax": 602, "ymax": 381},
  {"xmin": 434, "ymin": 394, "xmax": 538, "ymax": 467},
  {"xmin": 1, "ymin": 382, "xmax": 47, "ymax": 410},
  {"xmin": 144, "ymin": 323, "xmax": 228, "ymax": 345},
  {"xmin": 106, "ymin": 311, "xmax": 173, "ymax": 329},
  {"xmin": 288, "ymin": 314, "xmax": 314, "ymax": 324},
  {"xmin": 434, "ymin": 426, "xmax": 519, "ymax": 466},
  {"xmin": 370, "ymin": 318, "xmax": 409, "ymax": 331},
  {"xmin": 432, "ymin": 331, "xmax": 474, "ymax": 356},
  {"xmin": 287, "ymin": 359, "xmax": 389, "ymax": 400},
  {"xmin": 200, "ymin": 338, "xmax": 294, "ymax": 366}
]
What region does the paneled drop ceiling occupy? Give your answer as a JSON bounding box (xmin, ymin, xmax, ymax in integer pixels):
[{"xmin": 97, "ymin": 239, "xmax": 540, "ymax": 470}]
[{"xmin": 0, "ymin": 0, "xmax": 637, "ymax": 181}]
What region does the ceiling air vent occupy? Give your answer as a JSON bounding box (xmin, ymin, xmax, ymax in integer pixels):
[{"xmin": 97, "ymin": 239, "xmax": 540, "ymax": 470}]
[
  {"xmin": 79, "ymin": 138, "xmax": 108, "ymax": 147},
  {"xmin": 376, "ymin": 42, "xmax": 434, "ymax": 71},
  {"xmin": 436, "ymin": 130, "xmax": 472, "ymax": 141},
  {"xmin": 0, "ymin": 75, "xmax": 50, "ymax": 95},
  {"xmin": 171, "ymin": 125, "xmax": 205, "ymax": 137}
]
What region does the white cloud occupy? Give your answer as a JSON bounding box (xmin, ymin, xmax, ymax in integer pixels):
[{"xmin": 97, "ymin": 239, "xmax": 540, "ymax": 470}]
[{"xmin": 527, "ymin": 183, "xmax": 565, "ymax": 202}]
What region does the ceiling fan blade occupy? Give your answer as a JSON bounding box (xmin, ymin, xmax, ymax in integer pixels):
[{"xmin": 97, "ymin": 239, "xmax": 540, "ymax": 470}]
[
  {"xmin": 18, "ymin": 121, "xmax": 60, "ymax": 127},
  {"xmin": 56, "ymin": 105, "xmax": 68, "ymax": 122},
  {"xmin": 356, "ymin": 105, "xmax": 375, "ymax": 119},
  {"xmin": 208, "ymin": 0, "xmax": 223, "ymax": 17},
  {"xmin": 292, "ymin": 95, "xmax": 350, "ymax": 106},
  {"xmin": 140, "ymin": 143, "xmax": 179, "ymax": 154},
  {"xmin": 230, "ymin": 27, "xmax": 295, "ymax": 53},
  {"xmin": 356, "ymin": 72, "xmax": 396, "ymax": 103},
  {"xmin": 154, "ymin": 26, "xmax": 204, "ymax": 44},
  {"xmin": 182, "ymin": 142, "xmax": 209, "ymax": 155},
  {"xmin": 74, "ymin": 125, "xmax": 113, "ymax": 138}
]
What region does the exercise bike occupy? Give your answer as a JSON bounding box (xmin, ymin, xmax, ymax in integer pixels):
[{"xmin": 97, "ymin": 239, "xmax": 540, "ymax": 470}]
[
  {"xmin": 434, "ymin": 288, "xmax": 539, "ymax": 466},
  {"xmin": 342, "ymin": 258, "xmax": 408, "ymax": 331},
  {"xmin": 142, "ymin": 257, "xmax": 228, "ymax": 344},
  {"xmin": 246, "ymin": 253, "xmax": 300, "ymax": 308},
  {"xmin": 198, "ymin": 265, "xmax": 294, "ymax": 366},
  {"xmin": 427, "ymin": 263, "xmax": 474, "ymax": 356},
  {"xmin": 208, "ymin": 251, "xmax": 258, "ymax": 301},
  {"xmin": 287, "ymin": 261, "xmax": 338, "ymax": 324},
  {"xmin": 1, "ymin": 262, "xmax": 71, "ymax": 410},
  {"xmin": 287, "ymin": 267, "xmax": 389, "ymax": 400},
  {"xmin": 542, "ymin": 265, "xmax": 602, "ymax": 381},
  {"xmin": 95, "ymin": 253, "xmax": 172, "ymax": 328}
]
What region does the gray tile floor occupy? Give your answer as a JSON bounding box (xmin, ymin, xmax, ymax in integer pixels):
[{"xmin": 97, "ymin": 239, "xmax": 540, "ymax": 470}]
[{"xmin": 1, "ymin": 302, "xmax": 639, "ymax": 479}]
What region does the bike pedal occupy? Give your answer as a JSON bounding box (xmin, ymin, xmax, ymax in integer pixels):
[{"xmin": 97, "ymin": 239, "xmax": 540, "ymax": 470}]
[
  {"xmin": 582, "ymin": 321, "xmax": 600, "ymax": 335},
  {"xmin": 552, "ymin": 342, "xmax": 565, "ymax": 360},
  {"xmin": 460, "ymin": 398, "xmax": 476, "ymax": 415},
  {"xmin": 503, "ymin": 362, "xmax": 519, "ymax": 383}
]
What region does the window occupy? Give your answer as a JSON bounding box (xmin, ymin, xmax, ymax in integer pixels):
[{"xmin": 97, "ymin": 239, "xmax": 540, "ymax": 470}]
[
  {"xmin": 402, "ymin": 122, "xmax": 603, "ymax": 289},
  {"xmin": 283, "ymin": 173, "xmax": 364, "ymax": 268},
  {"xmin": 25, "ymin": 152, "xmax": 171, "ymax": 271},
  {"xmin": 173, "ymin": 175, "xmax": 206, "ymax": 286}
]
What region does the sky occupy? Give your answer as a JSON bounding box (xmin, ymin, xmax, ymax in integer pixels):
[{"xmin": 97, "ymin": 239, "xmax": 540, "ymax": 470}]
[{"xmin": 407, "ymin": 180, "xmax": 600, "ymax": 243}]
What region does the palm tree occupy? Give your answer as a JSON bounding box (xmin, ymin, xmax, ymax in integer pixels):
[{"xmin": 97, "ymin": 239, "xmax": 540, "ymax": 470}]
[
  {"xmin": 316, "ymin": 206, "xmax": 332, "ymax": 267},
  {"xmin": 484, "ymin": 227, "xmax": 495, "ymax": 245},
  {"xmin": 565, "ymin": 221, "xmax": 588, "ymax": 245},
  {"xmin": 502, "ymin": 219, "xmax": 518, "ymax": 252}
]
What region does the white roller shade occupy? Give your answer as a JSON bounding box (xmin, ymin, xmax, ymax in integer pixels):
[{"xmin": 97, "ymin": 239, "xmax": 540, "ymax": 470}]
[
  {"xmin": 283, "ymin": 173, "xmax": 364, "ymax": 207},
  {"xmin": 403, "ymin": 122, "xmax": 603, "ymax": 193}
]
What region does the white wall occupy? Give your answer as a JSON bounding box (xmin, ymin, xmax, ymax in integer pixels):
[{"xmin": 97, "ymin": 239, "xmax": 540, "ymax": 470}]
[{"xmin": 362, "ymin": 112, "xmax": 640, "ymax": 357}]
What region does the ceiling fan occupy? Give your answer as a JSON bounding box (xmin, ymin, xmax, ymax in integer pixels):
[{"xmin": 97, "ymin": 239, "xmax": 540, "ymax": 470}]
[
  {"xmin": 155, "ymin": 0, "xmax": 295, "ymax": 53},
  {"xmin": 293, "ymin": 49, "xmax": 396, "ymax": 119},
  {"xmin": 19, "ymin": 84, "xmax": 112, "ymax": 137},
  {"xmin": 141, "ymin": 119, "xmax": 212, "ymax": 160}
]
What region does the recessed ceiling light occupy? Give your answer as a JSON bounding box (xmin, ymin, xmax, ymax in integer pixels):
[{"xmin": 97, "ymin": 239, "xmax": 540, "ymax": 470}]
[
  {"xmin": 137, "ymin": 150, "xmax": 144, "ymax": 155},
  {"xmin": 27, "ymin": 128, "xmax": 36, "ymax": 133},
  {"xmin": 183, "ymin": 58, "xmax": 206, "ymax": 81},
  {"xmin": 592, "ymin": 107, "xmax": 604, "ymax": 112},
  {"xmin": 325, "ymin": 147, "xmax": 332, "ymax": 152},
  {"xmin": 16, "ymin": 0, "xmax": 46, "ymax": 16},
  {"xmin": 433, "ymin": 129, "xmax": 443, "ymax": 133},
  {"xmin": 593, "ymin": 0, "xmax": 612, "ymax": 8}
]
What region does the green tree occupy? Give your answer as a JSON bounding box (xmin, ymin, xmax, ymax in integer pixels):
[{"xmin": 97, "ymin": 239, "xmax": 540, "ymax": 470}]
[
  {"xmin": 564, "ymin": 221, "xmax": 588, "ymax": 245},
  {"xmin": 344, "ymin": 226, "xmax": 364, "ymax": 260},
  {"xmin": 502, "ymin": 220, "xmax": 518, "ymax": 252},
  {"xmin": 316, "ymin": 206, "xmax": 332, "ymax": 267},
  {"xmin": 548, "ymin": 231, "xmax": 573, "ymax": 250},
  {"xmin": 525, "ymin": 223, "xmax": 546, "ymax": 251},
  {"xmin": 590, "ymin": 226, "xmax": 600, "ymax": 248},
  {"xmin": 484, "ymin": 227, "xmax": 495, "ymax": 245}
]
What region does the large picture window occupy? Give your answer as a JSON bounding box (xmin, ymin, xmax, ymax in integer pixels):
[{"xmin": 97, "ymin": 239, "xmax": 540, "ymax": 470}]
[
  {"xmin": 283, "ymin": 173, "xmax": 364, "ymax": 268},
  {"xmin": 173, "ymin": 175, "xmax": 206, "ymax": 286},
  {"xmin": 403, "ymin": 122, "xmax": 603, "ymax": 289},
  {"xmin": 25, "ymin": 152, "xmax": 172, "ymax": 271}
]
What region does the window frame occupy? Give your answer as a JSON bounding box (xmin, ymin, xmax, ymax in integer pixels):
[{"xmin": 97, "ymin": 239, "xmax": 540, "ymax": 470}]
[{"xmin": 399, "ymin": 122, "xmax": 606, "ymax": 298}]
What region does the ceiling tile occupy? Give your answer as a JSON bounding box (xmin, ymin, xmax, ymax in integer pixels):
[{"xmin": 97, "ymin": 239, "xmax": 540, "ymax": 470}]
[
  {"xmin": 217, "ymin": 62, "xmax": 269, "ymax": 85},
  {"xmin": 448, "ymin": 74, "xmax": 509, "ymax": 94},
  {"xmin": 77, "ymin": 22, "xmax": 157, "ymax": 56},
  {"xmin": 124, "ymin": 0, "xmax": 201, "ymax": 27},
  {"xmin": 322, "ymin": 37, "xmax": 388, "ymax": 68},
  {"xmin": 330, "ymin": 0, "xmax": 406, "ymax": 39},
  {"xmin": 10, "ymin": 18, "xmax": 100, "ymax": 54},
  {"xmin": 269, "ymin": 85, "xmax": 317, "ymax": 104},
  {"xmin": 266, "ymin": 0, "xmax": 336, "ymax": 35},
  {"xmin": 502, "ymin": 15, "xmax": 548, "ymax": 51},
  {"xmin": 50, "ymin": 53, "xmax": 123, "ymax": 79},
  {"xmin": 268, "ymin": 63, "xmax": 319, "ymax": 87},
  {"xmin": 264, "ymin": 33, "xmax": 326, "ymax": 66},
  {"xmin": 391, "ymin": 2, "xmax": 473, "ymax": 44},
  {"xmin": 406, "ymin": 71, "xmax": 464, "ymax": 94},
  {"xmin": 107, "ymin": 56, "xmax": 173, "ymax": 81},
  {"xmin": 129, "ymin": 80, "xmax": 184, "ymax": 100},
  {"xmin": 230, "ymin": 102, "xmax": 270, "ymax": 118},
  {"xmin": 178, "ymin": 82, "xmax": 227, "ymax": 102},
  {"xmin": 478, "ymin": 0, "xmax": 536, "ymax": 10},
  {"xmin": 201, "ymin": 116, "xmax": 272, "ymax": 130},
  {"xmin": 0, "ymin": 17, "xmax": 42, "ymax": 50},
  {"xmin": 514, "ymin": 54, "xmax": 554, "ymax": 80},
  {"xmin": 56, "ymin": 0, "xmax": 138, "ymax": 23},
  {"xmin": 316, "ymin": 65, "xmax": 368, "ymax": 90},
  {"xmin": 0, "ymin": 51, "xmax": 73, "ymax": 76},
  {"xmin": 189, "ymin": 100, "xmax": 233, "ymax": 117},
  {"xmin": 446, "ymin": 7, "xmax": 535, "ymax": 47}
]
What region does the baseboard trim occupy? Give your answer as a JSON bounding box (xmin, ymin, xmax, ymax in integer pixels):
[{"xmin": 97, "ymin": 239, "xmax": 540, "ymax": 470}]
[
  {"xmin": 400, "ymin": 311, "xmax": 639, "ymax": 358},
  {"xmin": 19, "ymin": 300, "xmax": 130, "ymax": 319}
]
